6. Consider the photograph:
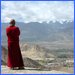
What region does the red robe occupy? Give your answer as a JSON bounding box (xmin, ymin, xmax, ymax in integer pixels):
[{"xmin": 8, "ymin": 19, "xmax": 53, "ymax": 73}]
[{"xmin": 6, "ymin": 26, "xmax": 24, "ymax": 68}]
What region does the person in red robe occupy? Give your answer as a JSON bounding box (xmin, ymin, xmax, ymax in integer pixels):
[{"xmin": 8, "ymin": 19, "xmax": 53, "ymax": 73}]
[{"xmin": 6, "ymin": 19, "xmax": 24, "ymax": 70}]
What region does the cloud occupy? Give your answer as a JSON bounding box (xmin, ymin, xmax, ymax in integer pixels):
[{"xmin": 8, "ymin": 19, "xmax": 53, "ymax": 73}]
[{"xmin": 1, "ymin": 1, "xmax": 74, "ymax": 23}]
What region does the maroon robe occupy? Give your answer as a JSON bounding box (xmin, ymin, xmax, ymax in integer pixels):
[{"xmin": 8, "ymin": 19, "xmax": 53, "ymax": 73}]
[{"xmin": 6, "ymin": 25, "xmax": 24, "ymax": 68}]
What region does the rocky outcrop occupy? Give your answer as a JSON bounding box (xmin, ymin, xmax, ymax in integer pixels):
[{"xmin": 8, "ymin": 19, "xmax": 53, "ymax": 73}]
[{"xmin": 21, "ymin": 44, "xmax": 55, "ymax": 60}]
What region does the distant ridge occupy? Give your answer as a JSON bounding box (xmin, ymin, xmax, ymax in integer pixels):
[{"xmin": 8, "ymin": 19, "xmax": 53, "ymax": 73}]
[{"xmin": 2, "ymin": 21, "xmax": 73, "ymax": 44}]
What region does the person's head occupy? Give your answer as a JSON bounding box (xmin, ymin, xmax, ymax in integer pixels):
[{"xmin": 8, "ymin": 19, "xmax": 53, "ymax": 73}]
[{"xmin": 9, "ymin": 19, "xmax": 15, "ymax": 26}]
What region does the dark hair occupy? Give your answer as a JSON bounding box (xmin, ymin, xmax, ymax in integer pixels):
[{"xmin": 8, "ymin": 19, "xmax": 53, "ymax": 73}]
[{"xmin": 9, "ymin": 19, "xmax": 15, "ymax": 26}]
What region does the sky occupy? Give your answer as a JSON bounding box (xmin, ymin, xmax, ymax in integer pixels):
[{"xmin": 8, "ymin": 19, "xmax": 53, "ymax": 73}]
[{"xmin": 1, "ymin": 1, "xmax": 74, "ymax": 23}]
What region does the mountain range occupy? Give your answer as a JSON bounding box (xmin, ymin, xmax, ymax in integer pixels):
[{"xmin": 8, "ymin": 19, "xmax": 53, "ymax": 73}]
[{"xmin": 1, "ymin": 21, "xmax": 74, "ymax": 49}]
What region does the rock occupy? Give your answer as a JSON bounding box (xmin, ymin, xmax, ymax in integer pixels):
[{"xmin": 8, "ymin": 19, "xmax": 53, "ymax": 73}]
[
  {"xmin": 1, "ymin": 46, "xmax": 8, "ymax": 65},
  {"xmin": 23, "ymin": 57, "xmax": 45, "ymax": 69}
]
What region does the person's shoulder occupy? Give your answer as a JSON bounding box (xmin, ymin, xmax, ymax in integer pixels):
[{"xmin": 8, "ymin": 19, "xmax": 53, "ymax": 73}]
[
  {"xmin": 15, "ymin": 26, "xmax": 19, "ymax": 29},
  {"xmin": 16, "ymin": 26, "xmax": 19, "ymax": 28}
]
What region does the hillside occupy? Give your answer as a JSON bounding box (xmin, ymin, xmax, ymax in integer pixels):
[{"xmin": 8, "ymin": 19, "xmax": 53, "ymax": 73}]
[{"xmin": 1, "ymin": 46, "xmax": 46, "ymax": 68}]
